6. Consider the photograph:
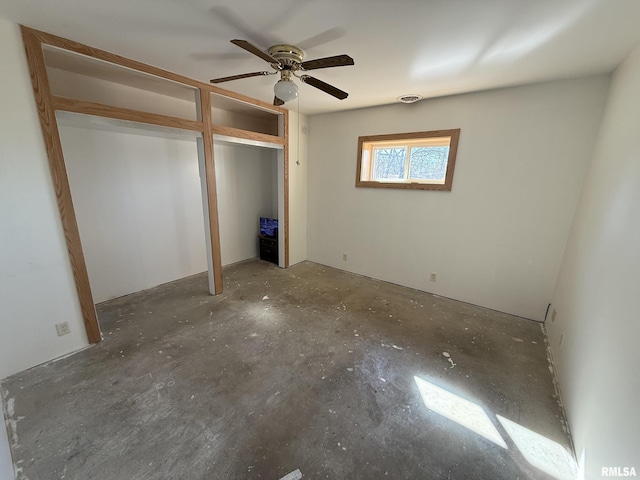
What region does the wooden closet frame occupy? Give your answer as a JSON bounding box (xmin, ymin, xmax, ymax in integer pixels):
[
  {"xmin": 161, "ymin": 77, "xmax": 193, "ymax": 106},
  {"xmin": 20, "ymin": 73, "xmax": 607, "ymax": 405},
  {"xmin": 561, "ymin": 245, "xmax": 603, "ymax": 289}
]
[{"xmin": 20, "ymin": 25, "xmax": 290, "ymax": 344}]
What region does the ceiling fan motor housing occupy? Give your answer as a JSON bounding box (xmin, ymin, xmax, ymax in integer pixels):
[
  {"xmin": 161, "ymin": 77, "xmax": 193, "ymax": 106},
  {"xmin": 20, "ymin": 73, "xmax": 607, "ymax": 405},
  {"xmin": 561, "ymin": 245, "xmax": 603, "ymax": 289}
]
[{"xmin": 268, "ymin": 44, "xmax": 304, "ymax": 70}]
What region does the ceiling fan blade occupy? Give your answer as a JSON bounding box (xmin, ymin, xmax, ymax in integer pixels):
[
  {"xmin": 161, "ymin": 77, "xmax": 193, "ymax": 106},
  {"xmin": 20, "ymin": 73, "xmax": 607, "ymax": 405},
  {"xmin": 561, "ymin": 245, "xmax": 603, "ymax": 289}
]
[
  {"xmin": 300, "ymin": 75, "xmax": 349, "ymax": 100},
  {"xmin": 210, "ymin": 71, "xmax": 273, "ymax": 83},
  {"xmin": 273, "ymin": 96, "xmax": 285, "ymax": 106},
  {"xmin": 231, "ymin": 39, "xmax": 280, "ymax": 65},
  {"xmin": 300, "ymin": 54, "xmax": 354, "ymax": 71},
  {"xmin": 210, "ymin": 6, "xmax": 277, "ymax": 48},
  {"xmin": 297, "ymin": 27, "xmax": 345, "ymax": 51}
]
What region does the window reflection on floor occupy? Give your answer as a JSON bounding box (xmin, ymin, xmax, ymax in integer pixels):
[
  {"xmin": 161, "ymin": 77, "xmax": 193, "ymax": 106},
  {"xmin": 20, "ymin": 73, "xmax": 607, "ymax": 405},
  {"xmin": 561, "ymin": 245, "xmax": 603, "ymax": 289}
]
[{"xmin": 414, "ymin": 376, "xmax": 577, "ymax": 480}]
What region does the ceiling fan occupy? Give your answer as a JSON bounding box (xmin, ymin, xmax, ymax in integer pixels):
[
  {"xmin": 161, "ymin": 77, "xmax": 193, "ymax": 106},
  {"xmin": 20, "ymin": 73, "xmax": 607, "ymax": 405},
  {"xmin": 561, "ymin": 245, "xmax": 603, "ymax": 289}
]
[{"xmin": 210, "ymin": 39, "xmax": 354, "ymax": 106}]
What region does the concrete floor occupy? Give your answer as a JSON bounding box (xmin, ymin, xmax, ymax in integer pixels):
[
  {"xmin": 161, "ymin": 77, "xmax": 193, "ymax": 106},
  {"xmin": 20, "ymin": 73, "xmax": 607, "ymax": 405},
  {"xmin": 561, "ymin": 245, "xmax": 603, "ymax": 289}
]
[{"xmin": 1, "ymin": 260, "xmax": 574, "ymax": 480}]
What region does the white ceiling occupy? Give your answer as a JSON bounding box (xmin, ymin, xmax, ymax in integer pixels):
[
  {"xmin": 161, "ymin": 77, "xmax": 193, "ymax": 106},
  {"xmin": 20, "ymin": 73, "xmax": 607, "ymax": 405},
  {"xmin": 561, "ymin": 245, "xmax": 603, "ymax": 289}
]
[{"xmin": 2, "ymin": 0, "xmax": 640, "ymax": 115}]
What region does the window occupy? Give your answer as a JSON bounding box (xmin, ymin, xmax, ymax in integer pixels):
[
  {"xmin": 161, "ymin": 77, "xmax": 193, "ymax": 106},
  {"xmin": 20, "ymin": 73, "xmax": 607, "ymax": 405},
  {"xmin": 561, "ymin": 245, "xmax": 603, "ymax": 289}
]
[{"xmin": 356, "ymin": 129, "xmax": 460, "ymax": 190}]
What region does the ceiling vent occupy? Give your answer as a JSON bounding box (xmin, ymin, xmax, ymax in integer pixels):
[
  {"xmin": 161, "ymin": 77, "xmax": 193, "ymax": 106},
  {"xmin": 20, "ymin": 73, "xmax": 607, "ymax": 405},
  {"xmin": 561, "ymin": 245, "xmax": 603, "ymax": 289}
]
[{"xmin": 398, "ymin": 94, "xmax": 422, "ymax": 104}]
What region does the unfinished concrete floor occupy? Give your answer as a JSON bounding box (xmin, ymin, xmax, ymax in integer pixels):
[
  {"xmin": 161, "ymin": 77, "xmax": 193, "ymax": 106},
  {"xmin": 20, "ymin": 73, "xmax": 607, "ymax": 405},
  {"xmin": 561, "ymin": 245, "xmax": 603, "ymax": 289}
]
[{"xmin": 2, "ymin": 260, "xmax": 574, "ymax": 479}]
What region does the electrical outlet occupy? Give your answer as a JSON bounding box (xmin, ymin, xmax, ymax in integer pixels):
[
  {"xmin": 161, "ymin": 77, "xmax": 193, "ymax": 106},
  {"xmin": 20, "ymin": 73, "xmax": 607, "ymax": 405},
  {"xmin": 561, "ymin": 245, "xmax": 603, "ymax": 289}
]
[
  {"xmin": 55, "ymin": 322, "xmax": 71, "ymax": 336},
  {"xmin": 342, "ymin": 253, "xmax": 347, "ymax": 261},
  {"xmin": 551, "ymin": 308, "xmax": 557, "ymax": 323},
  {"xmin": 559, "ymin": 333, "xmax": 565, "ymax": 348},
  {"xmin": 430, "ymin": 272, "xmax": 437, "ymax": 282}
]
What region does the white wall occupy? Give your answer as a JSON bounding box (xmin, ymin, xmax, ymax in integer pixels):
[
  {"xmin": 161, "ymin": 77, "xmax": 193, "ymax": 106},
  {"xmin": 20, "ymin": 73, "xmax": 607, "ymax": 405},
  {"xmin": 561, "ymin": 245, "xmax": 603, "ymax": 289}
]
[
  {"xmin": 307, "ymin": 76, "xmax": 609, "ymax": 321},
  {"xmin": 215, "ymin": 144, "xmax": 277, "ymax": 266},
  {"xmin": 547, "ymin": 43, "xmax": 640, "ymax": 477},
  {"xmin": 288, "ymin": 111, "xmax": 308, "ymax": 266},
  {"xmin": 0, "ymin": 414, "xmax": 12, "ymax": 480},
  {"xmin": 0, "ymin": 18, "xmax": 89, "ymax": 380},
  {"xmin": 59, "ymin": 124, "xmax": 208, "ymax": 303}
]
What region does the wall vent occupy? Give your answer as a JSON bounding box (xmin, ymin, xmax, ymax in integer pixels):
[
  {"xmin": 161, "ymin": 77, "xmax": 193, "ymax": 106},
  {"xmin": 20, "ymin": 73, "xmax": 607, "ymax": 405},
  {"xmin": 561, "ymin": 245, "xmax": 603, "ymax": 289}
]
[{"xmin": 398, "ymin": 94, "xmax": 423, "ymax": 104}]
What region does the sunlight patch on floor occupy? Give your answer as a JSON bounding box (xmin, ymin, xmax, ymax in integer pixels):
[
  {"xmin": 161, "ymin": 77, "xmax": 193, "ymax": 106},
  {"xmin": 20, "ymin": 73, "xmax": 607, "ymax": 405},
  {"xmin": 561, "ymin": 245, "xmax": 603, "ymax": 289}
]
[
  {"xmin": 413, "ymin": 376, "xmax": 507, "ymax": 449},
  {"xmin": 497, "ymin": 415, "xmax": 577, "ymax": 480},
  {"xmin": 413, "ymin": 375, "xmax": 577, "ymax": 480}
]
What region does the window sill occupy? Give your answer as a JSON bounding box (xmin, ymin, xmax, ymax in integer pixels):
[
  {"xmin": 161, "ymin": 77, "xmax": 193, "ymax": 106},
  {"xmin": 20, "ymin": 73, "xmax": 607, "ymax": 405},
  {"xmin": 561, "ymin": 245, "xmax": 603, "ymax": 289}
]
[{"xmin": 355, "ymin": 180, "xmax": 453, "ymax": 191}]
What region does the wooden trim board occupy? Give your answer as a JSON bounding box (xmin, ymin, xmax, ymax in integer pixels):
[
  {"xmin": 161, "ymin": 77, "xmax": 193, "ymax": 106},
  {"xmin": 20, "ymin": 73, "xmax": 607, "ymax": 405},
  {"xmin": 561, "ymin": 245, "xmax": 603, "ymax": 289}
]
[
  {"xmin": 210, "ymin": 124, "xmax": 285, "ymax": 146},
  {"xmin": 283, "ymin": 110, "xmax": 290, "ymax": 268},
  {"xmin": 27, "ymin": 27, "xmax": 286, "ymax": 116},
  {"xmin": 27, "ymin": 27, "xmax": 208, "ymax": 92},
  {"xmin": 21, "ymin": 26, "xmax": 102, "ymax": 343},
  {"xmin": 198, "ymin": 90, "xmax": 224, "ymax": 294},
  {"xmin": 53, "ymin": 96, "xmax": 204, "ymax": 132}
]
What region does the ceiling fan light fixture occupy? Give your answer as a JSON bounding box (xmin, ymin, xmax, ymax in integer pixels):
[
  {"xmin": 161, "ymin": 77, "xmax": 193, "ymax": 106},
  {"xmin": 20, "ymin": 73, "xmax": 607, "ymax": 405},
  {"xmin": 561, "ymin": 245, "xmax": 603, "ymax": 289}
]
[{"xmin": 274, "ymin": 78, "xmax": 298, "ymax": 103}]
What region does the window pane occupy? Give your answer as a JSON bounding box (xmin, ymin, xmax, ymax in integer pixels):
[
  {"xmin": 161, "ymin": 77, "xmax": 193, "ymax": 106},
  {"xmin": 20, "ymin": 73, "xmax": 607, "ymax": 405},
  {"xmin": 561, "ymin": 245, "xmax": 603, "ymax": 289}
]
[
  {"xmin": 408, "ymin": 146, "xmax": 449, "ymax": 181},
  {"xmin": 372, "ymin": 147, "xmax": 406, "ymax": 180}
]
